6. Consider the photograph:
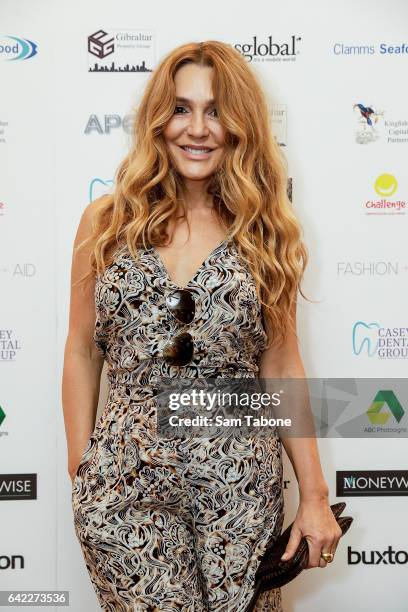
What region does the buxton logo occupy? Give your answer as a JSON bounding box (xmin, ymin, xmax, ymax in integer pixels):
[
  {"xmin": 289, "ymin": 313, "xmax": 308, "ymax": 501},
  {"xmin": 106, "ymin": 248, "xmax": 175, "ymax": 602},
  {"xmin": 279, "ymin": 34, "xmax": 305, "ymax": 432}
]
[
  {"xmin": 337, "ymin": 470, "xmax": 408, "ymax": 496},
  {"xmin": 234, "ymin": 35, "xmax": 301, "ymax": 62},
  {"xmin": 348, "ymin": 546, "xmax": 408, "ymax": 565},
  {"xmin": 0, "ymin": 555, "xmax": 24, "ymax": 570},
  {"xmin": 366, "ymin": 390, "xmax": 405, "ymax": 425},
  {"xmin": 0, "ymin": 36, "xmax": 38, "ymax": 61}
]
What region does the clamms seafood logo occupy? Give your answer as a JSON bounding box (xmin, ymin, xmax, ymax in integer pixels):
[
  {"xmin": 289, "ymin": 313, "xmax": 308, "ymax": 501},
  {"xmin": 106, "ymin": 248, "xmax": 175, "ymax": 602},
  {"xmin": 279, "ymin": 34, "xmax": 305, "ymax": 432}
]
[
  {"xmin": 364, "ymin": 173, "xmax": 406, "ymax": 215},
  {"xmin": 234, "ymin": 35, "xmax": 301, "ymax": 63},
  {"xmin": 0, "ymin": 35, "xmax": 37, "ymax": 61},
  {"xmin": 352, "ymin": 321, "xmax": 408, "ymax": 359},
  {"xmin": 353, "ymin": 102, "xmax": 408, "ymax": 145},
  {"xmin": 87, "ymin": 29, "xmax": 154, "ymax": 73}
]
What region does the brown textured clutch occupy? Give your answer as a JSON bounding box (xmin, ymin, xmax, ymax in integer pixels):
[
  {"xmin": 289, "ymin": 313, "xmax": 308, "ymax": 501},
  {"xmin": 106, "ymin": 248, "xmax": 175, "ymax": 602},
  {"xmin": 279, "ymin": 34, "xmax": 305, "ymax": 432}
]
[{"xmin": 245, "ymin": 502, "xmax": 354, "ymax": 612}]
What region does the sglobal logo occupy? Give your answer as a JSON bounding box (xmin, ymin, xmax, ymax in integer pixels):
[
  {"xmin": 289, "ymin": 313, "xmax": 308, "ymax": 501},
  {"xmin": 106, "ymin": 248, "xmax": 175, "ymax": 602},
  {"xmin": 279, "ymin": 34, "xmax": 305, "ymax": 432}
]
[
  {"xmin": 353, "ymin": 102, "xmax": 408, "ymax": 145},
  {"xmin": 84, "ymin": 114, "xmax": 134, "ymax": 135},
  {"xmin": 0, "ymin": 474, "xmax": 37, "ymax": 501},
  {"xmin": 0, "ymin": 554, "xmax": 24, "ymax": 570},
  {"xmin": 352, "ymin": 321, "xmax": 408, "ymax": 359},
  {"xmin": 87, "ymin": 28, "xmax": 154, "ymax": 73},
  {"xmin": 337, "ymin": 470, "xmax": 408, "ymax": 496},
  {"xmin": 364, "ymin": 173, "xmax": 406, "ymax": 215},
  {"xmin": 348, "ymin": 546, "xmax": 408, "ymax": 565},
  {"xmin": 234, "ymin": 35, "xmax": 301, "ymax": 63},
  {"xmin": 0, "ymin": 35, "xmax": 38, "ymax": 61}
]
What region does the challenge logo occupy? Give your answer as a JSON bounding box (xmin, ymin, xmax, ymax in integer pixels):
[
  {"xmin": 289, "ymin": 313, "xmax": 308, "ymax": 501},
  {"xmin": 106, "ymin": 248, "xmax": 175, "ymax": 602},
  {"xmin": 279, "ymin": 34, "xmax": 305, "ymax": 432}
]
[
  {"xmin": 234, "ymin": 35, "xmax": 301, "ymax": 63},
  {"xmin": 0, "ymin": 35, "xmax": 37, "ymax": 61},
  {"xmin": 364, "ymin": 173, "xmax": 406, "ymax": 215},
  {"xmin": 337, "ymin": 470, "xmax": 408, "ymax": 496},
  {"xmin": 87, "ymin": 28, "xmax": 154, "ymax": 73}
]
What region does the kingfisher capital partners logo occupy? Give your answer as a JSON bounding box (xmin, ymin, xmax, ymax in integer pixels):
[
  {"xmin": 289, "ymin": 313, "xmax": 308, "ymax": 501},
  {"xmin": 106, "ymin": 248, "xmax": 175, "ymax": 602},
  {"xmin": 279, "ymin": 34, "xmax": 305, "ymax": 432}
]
[
  {"xmin": 0, "ymin": 35, "xmax": 37, "ymax": 61},
  {"xmin": 363, "ymin": 173, "xmax": 406, "ymax": 215},
  {"xmin": 352, "ymin": 321, "xmax": 408, "ymax": 359},
  {"xmin": 337, "ymin": 470, "xmax": 408, "ymax": 496},
  {"xmin": 353, "ymin": 102, "xmax": 408, "ymax": 145},
  {"xmin": 87, "ymin": 29, "xmax": 154, "ymax": 73},
  {"xmin": 234, "ymin": 35, "xmax": 302, "ymax": 63}
]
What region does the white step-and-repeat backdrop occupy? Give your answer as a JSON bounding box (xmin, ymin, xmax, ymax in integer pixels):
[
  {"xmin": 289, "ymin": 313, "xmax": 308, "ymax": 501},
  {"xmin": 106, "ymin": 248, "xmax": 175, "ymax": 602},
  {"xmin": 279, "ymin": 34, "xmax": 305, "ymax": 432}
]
[{"xmin": 1, "ymin": 0, "xmax": 407, "ymax": 610}]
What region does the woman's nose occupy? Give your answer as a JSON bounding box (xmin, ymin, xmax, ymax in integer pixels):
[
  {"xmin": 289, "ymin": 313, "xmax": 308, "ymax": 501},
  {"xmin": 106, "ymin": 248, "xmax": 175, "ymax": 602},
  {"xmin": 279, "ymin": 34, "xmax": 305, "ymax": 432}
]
[{"xmin": 187, "ymin": 113, "xmax": 209, "ymax": 136}]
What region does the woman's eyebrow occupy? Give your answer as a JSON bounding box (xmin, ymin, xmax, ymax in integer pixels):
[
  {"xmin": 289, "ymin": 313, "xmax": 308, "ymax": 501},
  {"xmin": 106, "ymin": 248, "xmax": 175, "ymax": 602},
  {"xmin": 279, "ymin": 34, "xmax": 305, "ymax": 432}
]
[{"xmin": 175, "ymin": 96, "xmax": 216, "ymax": 105}]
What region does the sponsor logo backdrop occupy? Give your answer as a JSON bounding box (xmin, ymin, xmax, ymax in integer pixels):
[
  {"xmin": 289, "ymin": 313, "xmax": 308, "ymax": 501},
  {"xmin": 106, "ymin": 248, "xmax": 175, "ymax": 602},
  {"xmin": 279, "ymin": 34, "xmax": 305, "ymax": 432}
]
[{"xmin": 0, "ymin": 0, "xmax": 406, "ymax": 610}]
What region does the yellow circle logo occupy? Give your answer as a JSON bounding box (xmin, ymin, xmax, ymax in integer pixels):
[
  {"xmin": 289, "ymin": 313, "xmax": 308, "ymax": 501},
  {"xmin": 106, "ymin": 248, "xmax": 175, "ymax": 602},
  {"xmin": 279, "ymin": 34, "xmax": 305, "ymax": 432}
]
[{"xmin": 374, "ymin": 173, "xmax": 398, "ymax": 197}]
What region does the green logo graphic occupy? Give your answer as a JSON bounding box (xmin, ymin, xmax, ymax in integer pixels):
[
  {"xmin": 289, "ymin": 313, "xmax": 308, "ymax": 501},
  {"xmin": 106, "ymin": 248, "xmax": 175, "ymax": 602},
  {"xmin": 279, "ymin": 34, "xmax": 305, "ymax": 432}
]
[
  {"xmin": 374, "ymin": 173, "xmax": 398, "ymax": 197},
  {"xmin": 367, "ymin": 390, "xmax": 405, "ymax": 424},
  {"xmin": 0, "ymin": 406, "xmax": 5, "ymax": 427}
]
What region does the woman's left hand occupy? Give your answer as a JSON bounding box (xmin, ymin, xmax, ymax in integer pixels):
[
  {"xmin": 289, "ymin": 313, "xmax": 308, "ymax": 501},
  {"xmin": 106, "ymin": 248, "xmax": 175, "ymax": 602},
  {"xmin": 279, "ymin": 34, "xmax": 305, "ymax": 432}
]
[{"xmin": 280, "ymin": 498, "xmax": 343, "ymax": 568}]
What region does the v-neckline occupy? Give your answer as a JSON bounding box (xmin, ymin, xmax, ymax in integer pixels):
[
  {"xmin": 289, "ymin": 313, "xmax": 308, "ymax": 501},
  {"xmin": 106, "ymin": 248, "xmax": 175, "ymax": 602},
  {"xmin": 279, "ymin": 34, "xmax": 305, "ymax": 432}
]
[{"xmin": 150, "ymin": 237, "xmax": 230, "ymax": 290}]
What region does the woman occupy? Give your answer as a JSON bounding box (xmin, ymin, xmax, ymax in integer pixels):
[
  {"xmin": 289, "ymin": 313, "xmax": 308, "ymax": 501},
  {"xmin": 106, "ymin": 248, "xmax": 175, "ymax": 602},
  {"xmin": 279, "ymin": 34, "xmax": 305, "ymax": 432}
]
[{"xmin": 62, "ymin": 41, "xmax": 342, "ymax": 611}]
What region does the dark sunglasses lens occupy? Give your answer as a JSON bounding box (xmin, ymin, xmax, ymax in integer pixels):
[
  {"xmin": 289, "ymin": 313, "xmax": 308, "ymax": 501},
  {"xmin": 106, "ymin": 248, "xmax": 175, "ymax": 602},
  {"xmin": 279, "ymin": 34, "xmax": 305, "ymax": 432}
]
[
  {"xmin": 166, "ymin": 290, "xmax": 195, "ymax": 324},
  {"xmin": 163, "ymin": 332, "xmax": 194, "ymax": 366}
]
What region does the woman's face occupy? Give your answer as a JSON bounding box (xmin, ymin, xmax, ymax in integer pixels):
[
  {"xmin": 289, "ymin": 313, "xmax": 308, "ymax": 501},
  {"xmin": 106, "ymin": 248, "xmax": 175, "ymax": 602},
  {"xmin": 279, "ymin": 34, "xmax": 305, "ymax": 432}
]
[{"xmin": 163, "ymin": 63, "xmax": 226, "ymax": 182}]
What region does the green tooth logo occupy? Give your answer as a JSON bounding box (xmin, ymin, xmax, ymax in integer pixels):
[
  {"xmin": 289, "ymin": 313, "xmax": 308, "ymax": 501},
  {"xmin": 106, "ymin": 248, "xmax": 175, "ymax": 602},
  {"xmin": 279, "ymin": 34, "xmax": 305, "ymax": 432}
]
[
  {"xmin": 367, "ymin": 390, "xmax": 405, "ymax": 424},
  {"xmin": 0, "ymin": 406, "xmax": 5, "ymax": 426}
]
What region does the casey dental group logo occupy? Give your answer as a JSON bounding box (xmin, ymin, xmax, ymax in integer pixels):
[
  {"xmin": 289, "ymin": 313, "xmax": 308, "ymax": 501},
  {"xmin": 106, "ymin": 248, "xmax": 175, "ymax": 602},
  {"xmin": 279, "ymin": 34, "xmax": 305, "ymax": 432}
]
[
  {"xmin": 352, "ymin": 321, "xmax": 408, "ymax": 359},
  {"xmin": 353, "ymin": 102, "xmax": 408, "ymax": 145},
  {"xmin": 233, "ymin": 35, "xmax": 302, "ymax": 63},
  {"xmin": 87, "ymin": 29, "xmax": 154, "ymax": 73},
  {"xmin": 364, "ymin": 173, "xmax": 406, "ymax": 215},
  {"xmin": 0, "ymin": 35, "xmax": 37, "ymax": 61},
  {"xmin": 337, "ymin": 469, "xmax": 408, "ymax": 496}
]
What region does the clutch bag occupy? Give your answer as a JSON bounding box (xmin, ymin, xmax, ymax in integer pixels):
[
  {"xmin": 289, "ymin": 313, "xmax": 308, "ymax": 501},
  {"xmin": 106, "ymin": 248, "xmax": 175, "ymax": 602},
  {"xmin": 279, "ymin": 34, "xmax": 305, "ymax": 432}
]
[{"xmin": 245, "ymin": 501, "xmax": 354, "ymax": 612}]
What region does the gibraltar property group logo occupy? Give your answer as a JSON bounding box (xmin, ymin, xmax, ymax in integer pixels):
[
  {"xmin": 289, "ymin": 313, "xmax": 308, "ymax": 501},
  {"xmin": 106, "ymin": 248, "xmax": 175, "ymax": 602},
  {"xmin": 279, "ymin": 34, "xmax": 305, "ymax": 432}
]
[
  {"xmin": 0, "ymin": 35, "xmax": 37, "ymax": 61},
  {"xmin": 233, "ymin": 35, "xmax": 302, "ymax": 63},
  {"xmin": 87, "ymin": 29, "xmax": 154, "ymax": 73},
  {"xmin": 352, "ymin": 321, "xmax": 408, "ymax": 359}
]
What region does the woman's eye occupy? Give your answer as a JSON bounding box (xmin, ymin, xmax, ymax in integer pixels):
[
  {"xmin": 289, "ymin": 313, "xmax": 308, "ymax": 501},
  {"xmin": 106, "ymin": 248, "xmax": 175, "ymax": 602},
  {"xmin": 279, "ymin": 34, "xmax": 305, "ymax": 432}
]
[
  {"xmin": 209, "ymin": 108, "xmax": 219, "ymax": 118},
  {"xmin": 174, "ymin": 106, "xmax": 187, "ymax": 114}
]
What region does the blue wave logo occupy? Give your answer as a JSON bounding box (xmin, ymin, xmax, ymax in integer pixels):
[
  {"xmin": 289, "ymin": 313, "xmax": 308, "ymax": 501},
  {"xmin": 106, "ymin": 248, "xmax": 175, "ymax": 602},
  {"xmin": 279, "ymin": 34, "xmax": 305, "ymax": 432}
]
[
  {"xmin": 352, "ymin": 321, "xmax": 380, "ymax": 356},
  {"xmin": 0, "ymin": 35, "xmax": 38, "ymax": 61}
]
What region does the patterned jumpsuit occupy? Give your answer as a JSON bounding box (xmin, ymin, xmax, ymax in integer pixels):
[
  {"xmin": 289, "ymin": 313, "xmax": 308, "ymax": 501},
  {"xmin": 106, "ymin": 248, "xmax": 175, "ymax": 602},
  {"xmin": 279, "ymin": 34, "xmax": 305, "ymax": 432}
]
[{"xmin": 71, "ymin": 237, "xmax": 285, "ymax": 611}]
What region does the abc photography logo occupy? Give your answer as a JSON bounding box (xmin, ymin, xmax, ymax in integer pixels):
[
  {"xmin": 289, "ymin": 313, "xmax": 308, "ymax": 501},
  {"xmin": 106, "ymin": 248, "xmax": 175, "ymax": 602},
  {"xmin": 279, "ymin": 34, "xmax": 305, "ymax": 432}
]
[
  {"xmin": 0, "ymin": 35, "xmax": 38, "ymax": 61},
  {"xmin": 337, "ymin": 469, "xmax": 408, "ymax": 497}
]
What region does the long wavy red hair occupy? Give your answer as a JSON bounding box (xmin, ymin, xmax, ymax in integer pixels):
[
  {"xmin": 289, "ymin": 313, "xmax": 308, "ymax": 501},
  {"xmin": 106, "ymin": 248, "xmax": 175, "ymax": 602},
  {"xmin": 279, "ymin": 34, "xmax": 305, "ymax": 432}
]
[{"xmin": 76, "ymin": 40, "xmax": 310, "ymax": 348}]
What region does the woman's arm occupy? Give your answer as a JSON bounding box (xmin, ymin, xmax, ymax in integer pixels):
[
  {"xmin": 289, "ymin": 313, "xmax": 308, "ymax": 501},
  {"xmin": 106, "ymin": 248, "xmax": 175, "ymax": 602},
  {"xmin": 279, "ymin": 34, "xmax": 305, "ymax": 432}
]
[
  {"xmin": 259, "ymin": 299, "xmax": 342, "ymax": 568},
  {"xmin": 62, "ymin": 201, "xmax": 105, "ymax": 482}
]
